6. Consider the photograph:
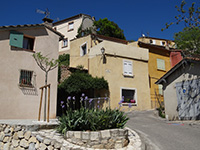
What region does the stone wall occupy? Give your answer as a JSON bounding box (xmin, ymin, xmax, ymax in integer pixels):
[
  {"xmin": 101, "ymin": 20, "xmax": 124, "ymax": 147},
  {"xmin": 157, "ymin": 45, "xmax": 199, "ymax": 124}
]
[
  {"xmin": 0, "ymin": 124, "xmax": 64, "ymax": 150},
  {"xmin": 65, "ymin": 129, "xmax": 129, "ymax": 149}
]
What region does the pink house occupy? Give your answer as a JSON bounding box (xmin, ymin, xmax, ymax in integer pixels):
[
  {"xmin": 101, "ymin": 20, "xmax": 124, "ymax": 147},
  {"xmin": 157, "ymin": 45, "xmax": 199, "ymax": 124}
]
[{"xmin": 170, "ymin": 50, "xmax": 183, "ymax": 67}]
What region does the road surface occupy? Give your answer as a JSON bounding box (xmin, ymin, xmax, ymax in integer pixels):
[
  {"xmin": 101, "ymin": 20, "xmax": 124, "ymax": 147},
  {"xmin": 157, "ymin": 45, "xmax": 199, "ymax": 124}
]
[{"xmin": 126, "ymin": 110, "xmax": 200, "ymax": 150}]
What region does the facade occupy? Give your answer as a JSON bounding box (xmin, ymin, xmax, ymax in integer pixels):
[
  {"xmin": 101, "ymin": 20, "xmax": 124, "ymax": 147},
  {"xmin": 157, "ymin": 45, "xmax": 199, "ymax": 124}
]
[
  {"xmin": 130, "ymin": 37, "xmax": 173, "ymax": 108},
  {"xmin": 70, "ymin": 34, "xmax": 151, "ymax": 111},
  {"xmin": 0, "ymin": 23, "xmax": 63, "ymax": 119},
  {"xmin": 156, "ymin": 58, "xmax": 200, "ymax": 120},
  {"xmin": 53, "ymin": 14, "xmax": 94, "ymax": 55}
]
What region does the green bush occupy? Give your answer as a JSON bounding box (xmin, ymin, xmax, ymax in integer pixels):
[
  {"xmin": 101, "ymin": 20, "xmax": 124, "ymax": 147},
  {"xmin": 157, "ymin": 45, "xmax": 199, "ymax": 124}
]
[
  {"xmin": 58, "ymin": 71, "xmax": 108, "ymax": 94},
  {"xmin": 57, "ymin": 108, "xmax": 129, "ymax": 134}
]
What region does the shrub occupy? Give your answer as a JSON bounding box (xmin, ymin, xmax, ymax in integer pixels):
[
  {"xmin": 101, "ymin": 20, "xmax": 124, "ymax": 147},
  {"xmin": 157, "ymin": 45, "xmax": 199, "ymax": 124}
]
[{"xmin": 57, "ymin": 108, "xmax": 129, "ymax": 134}]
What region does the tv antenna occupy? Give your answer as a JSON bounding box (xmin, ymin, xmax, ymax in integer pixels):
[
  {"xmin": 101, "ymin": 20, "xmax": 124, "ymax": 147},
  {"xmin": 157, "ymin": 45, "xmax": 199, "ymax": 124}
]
[{"xmin": 36, "ymin": 8, "xmax": 50, "ymax": 18}]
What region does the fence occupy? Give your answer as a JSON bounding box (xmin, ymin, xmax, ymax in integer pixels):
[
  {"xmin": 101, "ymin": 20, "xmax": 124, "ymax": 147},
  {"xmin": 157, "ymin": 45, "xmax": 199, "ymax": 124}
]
[{"xmin": 62, "ymin": 97, "xmax": 110, "ymax": 112}]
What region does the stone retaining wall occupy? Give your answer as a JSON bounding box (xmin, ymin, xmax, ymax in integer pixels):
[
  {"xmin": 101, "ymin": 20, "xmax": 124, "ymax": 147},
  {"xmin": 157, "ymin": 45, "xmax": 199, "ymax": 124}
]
[
  {"xmin": 0, "ymin": 124, "xmax": 64, "ymax": 150},
  {"xmin": 65, "ymin": 129, "xmax": 129, "ymax": 149}
]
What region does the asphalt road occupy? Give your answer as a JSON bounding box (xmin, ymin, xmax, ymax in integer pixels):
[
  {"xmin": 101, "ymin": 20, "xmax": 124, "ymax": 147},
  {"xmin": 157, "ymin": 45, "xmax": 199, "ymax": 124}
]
[{"xmin": 126, "ymin": 110, "xmax": 200, "ymax": 150}]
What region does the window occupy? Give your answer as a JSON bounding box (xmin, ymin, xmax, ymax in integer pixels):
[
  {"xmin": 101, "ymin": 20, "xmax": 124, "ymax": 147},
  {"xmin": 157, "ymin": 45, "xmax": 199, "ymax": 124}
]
[
  {"xmin": 121, "ymin": 88, "xmax": 137, "ymax": 104},
  {"xmin": 150, "ymin": 39, "xmax": 156, "ymax": 44},
  {"xmin": 19, "ymin": 70, "xmax": 33, "ymax": 87},
  {"xmin": 62, "ymin": 38, "xmax": 68, "ymax": 48},
  {"xmin": 23, "ymin": 36, "xmax": 34, "ymax": 50},
  {"xmin": 68, "ymin": 22, "xmax": 74, "ymax": 31},
  {"xmin": 123, "ymin": 60, "xmax": 133, "ymax": 76},
  {"xmin": 157, "ymin": 58, "xmax": 165, "ymax": 71},
  {"xmin": 10, "ymin": 31, "xmax": 34, "ymax": 50},
  {"xmin": 80, "ymin": 42, "xmax": 87, "ymax": 56},
  {"xmin": 160, "ymin": 41, "xmax": 165, "ymax": 46},
  {"xmin": 158, "ymin": 84, "xmax": 163, "ymax": 95}
]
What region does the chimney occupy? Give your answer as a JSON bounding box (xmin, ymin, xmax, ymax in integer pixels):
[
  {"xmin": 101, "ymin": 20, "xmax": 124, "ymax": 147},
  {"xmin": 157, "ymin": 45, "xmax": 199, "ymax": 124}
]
[{"xmin": 42, "ymin": 18, "xmax": 54, "ymax": 27}]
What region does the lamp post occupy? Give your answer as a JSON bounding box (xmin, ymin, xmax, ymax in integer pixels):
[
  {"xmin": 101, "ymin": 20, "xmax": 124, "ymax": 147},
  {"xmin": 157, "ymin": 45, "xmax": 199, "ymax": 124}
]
[{"xmin": 101, "ymin": 47, "xmax": 105, "ymax": 54}]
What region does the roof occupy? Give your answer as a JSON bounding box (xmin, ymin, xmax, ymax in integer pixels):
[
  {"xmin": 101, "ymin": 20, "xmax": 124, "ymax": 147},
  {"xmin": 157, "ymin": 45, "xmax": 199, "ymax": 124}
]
[
  {"xmin": 0, "ymin": 23, "xmax": 64, "ymax": 38},
  {"xmin": 95, "ymin": 34, "xmax": 128, "ymax": 45},
  {"xmin": 138, "ymin": 41, "xmax": 172, "ymax": 52},
  {"xmin": 70, "ymin": 34, "xmax": 129, "ymax": 45},
  {"xmin": 138, "ymin": 36, "xmax": 174, "ymax": 42},
  {"xmin": 53, "ymin": 14, "xmax": 92, "ymax": 26},
  {"xmin": 155, "ymin": 57, "xmax": 200, "ymax": 84}
]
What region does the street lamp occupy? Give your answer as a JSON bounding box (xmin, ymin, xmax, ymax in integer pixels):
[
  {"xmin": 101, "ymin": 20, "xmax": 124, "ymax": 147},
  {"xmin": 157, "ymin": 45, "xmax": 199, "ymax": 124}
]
[{"xmin": 101, "ymin": 47, "xmax": 105, "ymax": 54}]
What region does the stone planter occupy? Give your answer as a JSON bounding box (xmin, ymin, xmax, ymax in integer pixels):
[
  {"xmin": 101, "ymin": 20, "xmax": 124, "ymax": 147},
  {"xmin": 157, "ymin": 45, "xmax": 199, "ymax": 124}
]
[{"xmin": 65, "ymin": 128, "xmax": 129, "ymax": 149}]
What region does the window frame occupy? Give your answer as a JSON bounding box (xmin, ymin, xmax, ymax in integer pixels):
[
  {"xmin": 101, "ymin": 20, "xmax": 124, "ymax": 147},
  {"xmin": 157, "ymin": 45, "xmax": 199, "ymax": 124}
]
[
  {"xmin": 120, "ymin": 87, "xmax": 137, "ymax": 106},
  {"xmin": 62, "ymin": 38, "xmax": 68, "ymax": 48},
  {"xmin": 23, "ymin": 34, "xmax": 35, "ymax": 51},
  {"xmin": 68, "ymin": 22, "xmax": 74, "ymax": 31},
  {"xmin": 123, "ymin": 59, "xmax": 133, "ymax": 77},
  {"xmin": 9, "ymin": 31, "xmax": 35, "ymax": 52},
  {"xmin": 156, "ymin": 58, "xmax": 165, "ymax": 71},
  {"xmin": 19, "ymin": 69, "xmax": 34, "ymax": 88},
  {"xmin": 80, "ymin": 42, "xmax": 87, "ymax": 56}
]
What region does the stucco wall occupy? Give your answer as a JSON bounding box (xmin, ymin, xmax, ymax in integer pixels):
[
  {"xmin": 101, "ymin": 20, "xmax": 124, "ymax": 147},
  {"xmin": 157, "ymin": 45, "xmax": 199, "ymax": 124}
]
[
  {"xmin": 148, "ymin": 49, "xmax": 171, "ymax": 107},
  {"xmin": 70, "ymin": 35, "xmax": 151, "ymax": 110},
  {"xmin": 54, "ymin": 17, "xmax": 82, "ymax": 54},
  {"xmin": 0, "ymin": 27, "xmax": 59, "ymax": 119},
  {"xmin": 163, "ymin": 62, "xmax": 200, "ymax": 120}
]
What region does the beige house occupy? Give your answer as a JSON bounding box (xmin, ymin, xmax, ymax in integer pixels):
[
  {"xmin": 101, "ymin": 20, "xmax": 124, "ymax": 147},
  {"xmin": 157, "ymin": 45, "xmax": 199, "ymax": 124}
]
[
  {"xmin": 70, "ymin": 34, "xmax": 151, "ymax": 111},
  {"xmin": 53, "ymin": 14, "xmax": 94, "ymax": 55},
  {"xmin": 0, "ymin": 22, "xmax": 63, "ymax": 119}
]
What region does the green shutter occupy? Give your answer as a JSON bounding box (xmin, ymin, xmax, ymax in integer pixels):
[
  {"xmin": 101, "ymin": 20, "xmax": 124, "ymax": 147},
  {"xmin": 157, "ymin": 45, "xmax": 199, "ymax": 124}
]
[
  {"xmin": 9, "ymin": 31, "xmax": 23, "ymax": 48},
  {"xmin": 157, "ymin": 59, "xmax": 165, "ymax": 71}
]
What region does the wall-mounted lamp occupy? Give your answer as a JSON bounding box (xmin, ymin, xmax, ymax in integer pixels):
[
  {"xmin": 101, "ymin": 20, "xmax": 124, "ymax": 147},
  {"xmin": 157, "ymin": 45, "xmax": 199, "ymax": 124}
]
[{"xmin": 101, "ymin": 47, "xmax": 105, "ymax": 54}]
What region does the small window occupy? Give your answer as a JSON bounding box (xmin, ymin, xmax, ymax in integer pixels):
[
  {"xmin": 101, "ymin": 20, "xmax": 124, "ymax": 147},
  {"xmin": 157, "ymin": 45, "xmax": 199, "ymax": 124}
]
[
  {"xmin": 68, "ymin": 22, "xmax": 74, "ymax": 31},
  {"xmin": 10, "ymin": 31, "xmax": 35, "ymax": 51},
  {"xmin": 157, "ymin": 58, "xmax": 165, "ymax": 71},
  {"xmin": 62, "ymin": 38, "xmax": 68, "ymax": 48},
  {"xmin": 158, "ymin": 84, "xmax": 163, "ymax": 95},
  {"xmin": 150, "ymin": 39, "xmax": 156, "ymax": 44},
  {"xmin": 121, "ymin": 88, "xmax": 137, "ymax": 104},
  {"xmin": 160, "ymin": 41, "xmax": 165, "ymax": 46},
  {"xmin": 123, "ymin": 60, "xmax": 133, "ymax": 76},
  {"xmin": 23, "ymin": 36, "xmax": 34, "ymax": 50},
  {"xmin": 80, "ymin": 43, "xmax": 87, "ymax": 56},
  {"xmin": 19, "ymin": 70, "xmax": 33, "ymax": 87}
]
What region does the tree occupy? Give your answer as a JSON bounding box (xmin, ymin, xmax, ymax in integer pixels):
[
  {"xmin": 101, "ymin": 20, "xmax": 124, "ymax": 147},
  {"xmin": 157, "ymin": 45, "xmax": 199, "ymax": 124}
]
[
  {"xmin": 162, "ymin": 0, "xmax": 200, "ymax": 31},
  {"xmin": 58, "ymin": 54, "xmax": 70, "ymax": 82},
  {"xmin": 33, "ymin": 52, "xmax": 58, "ymax": 121},
  {"xmin": 174, "ymin": 27, "xmax": 200, "ymax": 54},
  {"xmin": 93, "ymin": 18, "xmax": 126, "ymax": 40}
]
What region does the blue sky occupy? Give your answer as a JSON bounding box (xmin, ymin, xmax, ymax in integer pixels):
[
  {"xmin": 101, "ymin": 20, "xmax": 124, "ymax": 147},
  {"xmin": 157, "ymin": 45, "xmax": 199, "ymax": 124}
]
[{"xmin": 1, "ymin": 0, "xmax": 199, "ymax": 41}]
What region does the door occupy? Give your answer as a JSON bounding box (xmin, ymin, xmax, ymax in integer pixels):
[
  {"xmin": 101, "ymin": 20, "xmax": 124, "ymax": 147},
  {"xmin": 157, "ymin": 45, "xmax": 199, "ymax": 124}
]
[{"xmin": 176, "ymin": 79, "xmax": 200, "ymax": 120}]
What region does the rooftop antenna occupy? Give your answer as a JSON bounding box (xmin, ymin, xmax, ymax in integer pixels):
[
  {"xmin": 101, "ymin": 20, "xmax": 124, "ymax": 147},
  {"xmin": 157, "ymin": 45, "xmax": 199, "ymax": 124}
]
[{"xmin": 36, "ymin": 8, "xmax": 50, "ymax": 18}]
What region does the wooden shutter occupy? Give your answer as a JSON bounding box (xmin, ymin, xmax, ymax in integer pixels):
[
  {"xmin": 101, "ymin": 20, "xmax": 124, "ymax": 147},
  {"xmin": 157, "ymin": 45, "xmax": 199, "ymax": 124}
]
[
  {"xmin": 157, "ymin": 59, "xmax": 165, "ymax": 71},
  {"xmin": 9, "ymin": 31, "xmax": 23, "ymax": 48},
  {"xmin": 158, "ymin": 84, "xmax": 163, "ymax": 95},
  {"xmin": 123, "ymin": 60, "xmax": 133, "ymax": 76}
]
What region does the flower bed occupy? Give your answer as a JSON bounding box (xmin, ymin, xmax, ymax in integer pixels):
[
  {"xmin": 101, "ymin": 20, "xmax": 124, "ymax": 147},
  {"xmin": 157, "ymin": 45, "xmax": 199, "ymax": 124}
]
[{"xmin": 65, "ymin": 128, "xmax": 129, "ymax": 149}]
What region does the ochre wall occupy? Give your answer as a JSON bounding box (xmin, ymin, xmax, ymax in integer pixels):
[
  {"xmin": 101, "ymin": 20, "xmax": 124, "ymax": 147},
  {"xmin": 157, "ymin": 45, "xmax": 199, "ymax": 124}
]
[
  {"xmin": 70, "ymin": 35, "xmax": 151, "ymax": 111},
  {"xmin": 148, "ymin": 49, "xmax": 171, "ymax": 107}
]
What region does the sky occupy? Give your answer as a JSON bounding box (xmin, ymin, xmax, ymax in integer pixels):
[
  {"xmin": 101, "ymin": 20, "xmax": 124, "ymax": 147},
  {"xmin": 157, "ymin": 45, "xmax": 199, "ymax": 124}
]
[{"xmin": 1, "ymin": 0, "xmax": 199, "ymax": 41}]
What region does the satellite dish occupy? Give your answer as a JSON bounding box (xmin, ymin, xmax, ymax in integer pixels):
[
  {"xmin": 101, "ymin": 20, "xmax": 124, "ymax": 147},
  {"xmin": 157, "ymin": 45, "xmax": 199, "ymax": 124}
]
[{"xmin": 142, "ymin": 34, "xmax": 145, "ymax": 37}]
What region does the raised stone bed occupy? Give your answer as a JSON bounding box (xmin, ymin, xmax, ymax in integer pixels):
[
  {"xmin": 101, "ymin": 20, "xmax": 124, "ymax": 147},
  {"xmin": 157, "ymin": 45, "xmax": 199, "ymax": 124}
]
[{"xmin": 65, "ymin": 128, "xmax": 129, "ymax": 149}]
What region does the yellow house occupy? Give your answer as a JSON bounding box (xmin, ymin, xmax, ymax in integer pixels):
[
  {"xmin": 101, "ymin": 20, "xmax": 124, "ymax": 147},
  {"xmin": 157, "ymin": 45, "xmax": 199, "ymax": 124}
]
[
  {"xmin": 130, "ymin": 37, "xmax": 174, "ymax": 108},
  {"xmin": 70, "ymin": 34, "xmax": 151, "ymax": 111}
]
